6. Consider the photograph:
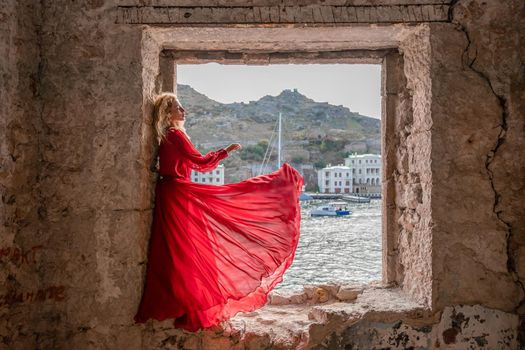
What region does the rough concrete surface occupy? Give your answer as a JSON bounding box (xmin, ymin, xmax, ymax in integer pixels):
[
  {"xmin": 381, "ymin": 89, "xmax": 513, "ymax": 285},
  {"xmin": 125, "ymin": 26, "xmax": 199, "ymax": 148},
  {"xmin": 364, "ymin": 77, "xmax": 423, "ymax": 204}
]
[{"xmin": 1, "ymin": 0, "xmax": 524, "ymax": 349}]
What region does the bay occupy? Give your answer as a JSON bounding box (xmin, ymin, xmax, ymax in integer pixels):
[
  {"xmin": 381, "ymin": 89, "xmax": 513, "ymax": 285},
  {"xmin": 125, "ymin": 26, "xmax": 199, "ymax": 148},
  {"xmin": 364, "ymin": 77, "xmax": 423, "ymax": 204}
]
[{"xmin": 274, "ymin": 199, "xmax": 382, "ymax": 291}]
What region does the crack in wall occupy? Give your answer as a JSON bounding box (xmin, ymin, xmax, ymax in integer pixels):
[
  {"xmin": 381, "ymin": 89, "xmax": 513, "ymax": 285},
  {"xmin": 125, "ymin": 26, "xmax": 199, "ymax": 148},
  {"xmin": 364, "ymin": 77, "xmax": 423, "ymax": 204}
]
[
  {"xmin": 450, "ymin": 3, "xmax": 525, "ymax": 314},
  {"xmin": 34, "ymin": 0, "xmax": 46, "ymax": 275}
]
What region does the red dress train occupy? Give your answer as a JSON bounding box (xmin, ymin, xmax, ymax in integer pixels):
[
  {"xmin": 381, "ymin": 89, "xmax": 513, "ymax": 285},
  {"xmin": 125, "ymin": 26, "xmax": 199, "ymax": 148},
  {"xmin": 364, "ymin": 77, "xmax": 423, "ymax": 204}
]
[{"xmin": 134, "ymin": 128, "xmax": 304, "ymax": 331}]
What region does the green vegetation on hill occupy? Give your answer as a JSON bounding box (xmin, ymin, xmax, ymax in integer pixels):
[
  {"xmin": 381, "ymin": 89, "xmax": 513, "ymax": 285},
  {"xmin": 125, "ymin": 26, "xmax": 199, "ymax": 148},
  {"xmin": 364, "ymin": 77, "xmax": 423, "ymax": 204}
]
[{"xmin": 239, "ymin": 140, "xmax": 269, "ymax": 162}]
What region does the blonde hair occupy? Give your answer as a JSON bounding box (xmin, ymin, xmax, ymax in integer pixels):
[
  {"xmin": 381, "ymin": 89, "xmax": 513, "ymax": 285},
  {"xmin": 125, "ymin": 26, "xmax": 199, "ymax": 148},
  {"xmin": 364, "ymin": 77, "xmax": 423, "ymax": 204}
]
[{"xmin": 152, "ymin": 92, "xmax": 188, "ymax": 144}]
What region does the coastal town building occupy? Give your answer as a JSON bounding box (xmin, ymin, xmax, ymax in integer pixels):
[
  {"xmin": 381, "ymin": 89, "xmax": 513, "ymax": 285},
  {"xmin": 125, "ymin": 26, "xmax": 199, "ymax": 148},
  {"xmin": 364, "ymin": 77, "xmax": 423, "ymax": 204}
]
[
  {"xmin": 191, "ymin": 164, "xmax": 225, "ymax": 185},
  {"xmin": 345, "ymin": 154, "xmax": 381, "ymax": 195},
  {"xmin": 317, "ymin": 164, "xmax": 353, "ymax": 193}
]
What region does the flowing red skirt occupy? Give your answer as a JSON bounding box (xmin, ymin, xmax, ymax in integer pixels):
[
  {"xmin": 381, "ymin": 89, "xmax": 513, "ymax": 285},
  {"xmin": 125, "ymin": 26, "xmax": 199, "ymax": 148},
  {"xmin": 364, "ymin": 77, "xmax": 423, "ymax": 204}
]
[{"xmin": 134, "ymin": 163, "xmax": 303, "ymax": 331}]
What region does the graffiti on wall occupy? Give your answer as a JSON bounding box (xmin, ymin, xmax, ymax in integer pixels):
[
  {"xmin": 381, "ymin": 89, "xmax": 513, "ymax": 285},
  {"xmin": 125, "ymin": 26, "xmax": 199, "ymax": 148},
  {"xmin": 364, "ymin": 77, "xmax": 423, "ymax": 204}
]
[
  {"xmin": 0, "ymin": 285, "xmax": 66, "ymax": 307},
  {"xmin": 0, "ymin": 245, "xmax": 44, "ymax": 266}
]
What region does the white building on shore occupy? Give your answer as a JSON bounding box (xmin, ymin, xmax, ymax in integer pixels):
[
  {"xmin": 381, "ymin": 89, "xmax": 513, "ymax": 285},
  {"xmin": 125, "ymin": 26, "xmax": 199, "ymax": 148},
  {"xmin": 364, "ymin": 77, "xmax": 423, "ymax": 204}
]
[
  {"xmin": 317, "ymin": 164, "xmax": 353, "ymax": 193},
  {"xmin": 344, "ymin": 154, "xmax": 381, "ymax": 194},
  {"xmin": 191, "ymin": 164, "xmax": 225, "ymax": 185}
]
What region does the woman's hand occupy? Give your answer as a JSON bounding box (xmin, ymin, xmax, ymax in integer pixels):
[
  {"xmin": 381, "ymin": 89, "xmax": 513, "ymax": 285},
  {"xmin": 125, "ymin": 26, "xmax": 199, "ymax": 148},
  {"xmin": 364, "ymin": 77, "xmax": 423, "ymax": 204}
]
[{"xmin": 226, "ymin": 143, "xmax": 242, "ymax": 153}]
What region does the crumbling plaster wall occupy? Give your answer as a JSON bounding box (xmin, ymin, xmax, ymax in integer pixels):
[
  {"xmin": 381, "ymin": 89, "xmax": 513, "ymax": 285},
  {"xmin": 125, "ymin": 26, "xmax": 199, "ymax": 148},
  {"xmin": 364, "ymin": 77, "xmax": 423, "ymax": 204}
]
[
  {"xmin": 1, "ymin": 0, "xmax": 524, "ymax": 349},
  {"xmin": 431, "ymin": 1, "xmax": 525, "ymax": 312},
  {"xmin": 1, "ymin": 0, "xmax": 155, "ymax": 348},
  {"xmin": 391, "ymin": 25, "xmax": 434, "ymax": 309},
  {"xmin": 384, "ymin": 0, "xmax": 525, "ymax": 317},
  {"xmin": 0, "ymin": 0, "xmax": 43, "ymax": 346},
  {"xmin": 33, "ymin": 1, "xmax": 153, "ymax": 347}
]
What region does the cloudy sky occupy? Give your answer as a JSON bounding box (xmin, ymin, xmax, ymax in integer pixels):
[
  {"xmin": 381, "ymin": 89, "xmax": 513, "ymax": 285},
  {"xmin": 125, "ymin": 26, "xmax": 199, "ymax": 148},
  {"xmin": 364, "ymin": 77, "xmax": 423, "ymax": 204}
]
[{"xmin": 177, "ymin": 63, "xmax": 382, "ymax": 119}]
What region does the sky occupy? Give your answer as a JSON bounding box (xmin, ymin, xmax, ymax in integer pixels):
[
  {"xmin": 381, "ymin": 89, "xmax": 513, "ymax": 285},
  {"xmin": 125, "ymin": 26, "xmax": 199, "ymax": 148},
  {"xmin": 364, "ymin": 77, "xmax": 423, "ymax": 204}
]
[{"xmin": 177, "ymin": 63, "xmax": 382, "ymax": 119}]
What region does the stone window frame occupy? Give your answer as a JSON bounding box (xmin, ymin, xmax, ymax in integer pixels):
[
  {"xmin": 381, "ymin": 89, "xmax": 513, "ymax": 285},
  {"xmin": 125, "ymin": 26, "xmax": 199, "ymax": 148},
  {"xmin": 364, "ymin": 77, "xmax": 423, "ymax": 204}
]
[{"xmin": 140, "ymin": 26, "xmax": 432, "ymax": 308}]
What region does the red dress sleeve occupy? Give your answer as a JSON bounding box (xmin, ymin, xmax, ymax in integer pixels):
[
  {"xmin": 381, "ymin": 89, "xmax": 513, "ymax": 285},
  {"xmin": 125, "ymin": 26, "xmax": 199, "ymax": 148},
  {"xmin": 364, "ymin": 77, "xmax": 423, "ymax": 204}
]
[{"xmin": 169, "ymin": 129, "xmax": 229, "ymax": 172}]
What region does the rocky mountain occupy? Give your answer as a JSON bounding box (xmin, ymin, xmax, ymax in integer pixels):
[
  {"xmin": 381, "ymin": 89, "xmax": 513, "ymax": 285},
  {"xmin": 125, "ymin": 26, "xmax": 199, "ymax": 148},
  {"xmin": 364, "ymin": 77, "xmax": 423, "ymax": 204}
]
[
  {"xmin": 178, "ymin": 84, "xmax": 380, "ymax": 150},
  {"xmin": 177, "ymin": 84, "xmax": 381, "ymax": 184}
]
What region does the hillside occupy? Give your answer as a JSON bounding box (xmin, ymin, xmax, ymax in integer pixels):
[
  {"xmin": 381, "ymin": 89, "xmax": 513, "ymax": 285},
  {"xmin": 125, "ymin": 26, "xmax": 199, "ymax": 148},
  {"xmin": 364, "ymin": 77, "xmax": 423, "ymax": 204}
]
[
  {"xmin": 179, "ymin": 84, "xmax": 379, "ymax": 145},
  {"xmin": 177, "ymin": 84, "xmax": 381, "ymax": 183}
]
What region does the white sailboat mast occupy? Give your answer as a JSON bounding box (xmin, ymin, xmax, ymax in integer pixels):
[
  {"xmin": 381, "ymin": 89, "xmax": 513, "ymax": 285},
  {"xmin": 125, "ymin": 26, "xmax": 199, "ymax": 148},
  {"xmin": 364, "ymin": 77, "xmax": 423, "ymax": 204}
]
[{"xmin": 277, "ymin": 112, "xmax": 282, "ymax": 168}]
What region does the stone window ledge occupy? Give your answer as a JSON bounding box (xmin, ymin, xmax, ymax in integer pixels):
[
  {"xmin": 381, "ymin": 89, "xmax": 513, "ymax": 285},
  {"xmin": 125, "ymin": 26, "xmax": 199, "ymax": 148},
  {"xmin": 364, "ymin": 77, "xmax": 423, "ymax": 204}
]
[
  {"xmin": 146, "ymin": 284, "xmax": 430, "ymax": 349},
  {"xmin": 214, "ymin": 283, "xmax": 429, "ymax": 348},
  {"xmin": 147, "ymin": 284, "xmax": 518, "ymax": 348}
]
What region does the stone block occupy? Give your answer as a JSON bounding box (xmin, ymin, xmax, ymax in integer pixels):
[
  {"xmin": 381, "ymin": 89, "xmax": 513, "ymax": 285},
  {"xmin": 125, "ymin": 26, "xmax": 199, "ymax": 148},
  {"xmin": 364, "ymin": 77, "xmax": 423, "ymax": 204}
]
[
  {"xmin": 268, "ymin": 290, "xmax": 308, "ymax": 305},
  {"xmin": 335, "ymin": 285, "xmax": 364, "ymax": 302}
]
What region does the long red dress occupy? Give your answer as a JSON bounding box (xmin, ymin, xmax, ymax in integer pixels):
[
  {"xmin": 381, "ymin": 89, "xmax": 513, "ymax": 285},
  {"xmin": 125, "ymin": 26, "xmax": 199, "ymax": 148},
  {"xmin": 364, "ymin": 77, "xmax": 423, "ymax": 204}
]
[{"xmin": 134, "ymin": 128, "xmax": 303, "ymax": 332}]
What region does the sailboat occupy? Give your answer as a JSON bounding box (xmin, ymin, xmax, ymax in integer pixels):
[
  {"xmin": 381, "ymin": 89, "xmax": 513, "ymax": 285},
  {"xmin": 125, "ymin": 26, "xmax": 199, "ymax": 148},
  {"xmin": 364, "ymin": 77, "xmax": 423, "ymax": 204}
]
[
  {"xmin": 258, "ymin": 112, "xmax": 283, "ymax": 176},
  {"xmin": 258, "ymin": 113, "xmax": 311, "ymax": 201}
]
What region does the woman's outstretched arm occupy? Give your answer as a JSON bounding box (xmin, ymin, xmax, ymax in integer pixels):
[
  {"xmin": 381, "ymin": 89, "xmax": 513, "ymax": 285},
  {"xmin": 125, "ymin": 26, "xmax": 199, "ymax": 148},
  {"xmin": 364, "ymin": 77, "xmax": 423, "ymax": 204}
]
[{"xmin": 169, "ymin": 129, "xmax": 228, "ymax": 172}]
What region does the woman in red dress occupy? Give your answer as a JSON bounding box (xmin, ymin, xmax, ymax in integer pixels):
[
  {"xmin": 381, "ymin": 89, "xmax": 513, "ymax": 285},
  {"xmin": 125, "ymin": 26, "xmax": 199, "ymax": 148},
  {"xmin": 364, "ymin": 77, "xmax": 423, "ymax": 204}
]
[{"xmin": 134, "ymin": 92, "xmax": 304, "ymax": 332}]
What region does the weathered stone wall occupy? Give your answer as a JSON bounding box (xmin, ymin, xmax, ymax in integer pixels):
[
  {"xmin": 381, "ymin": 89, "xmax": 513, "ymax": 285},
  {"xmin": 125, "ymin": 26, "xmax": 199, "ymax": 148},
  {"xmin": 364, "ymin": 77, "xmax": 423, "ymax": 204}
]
[
  {"xmin": 431, "ymin": 1, "xmax": 525, "ymax": 313},
  {"xmin": 1, "ymin": 0, "xmax": 524, "ymax": 348},
  {"xmin": 0, "ymin": 1, "xmax": 153, "ymax": 348},
  {"xmin": 395, "ymin": 25, "xmax": 435, "ymax": 308},
  {"xmin": 383, "ymin": 0, "xmax": 525, "ymax": 318},
  {"xmin": 331, "ymin": 305, "xmax": 518, "ymax": 349},
  {"xmin": 0, "ymin": 1, "xmax": 43, "ymax": 347},
  {"xmin": 34, "ymin": 1, "xmax": 151, "ymax": 347}
]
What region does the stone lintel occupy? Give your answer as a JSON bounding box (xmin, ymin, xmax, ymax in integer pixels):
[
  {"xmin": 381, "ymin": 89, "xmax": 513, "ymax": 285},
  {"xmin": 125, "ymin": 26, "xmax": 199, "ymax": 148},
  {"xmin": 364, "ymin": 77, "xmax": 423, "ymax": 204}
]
[
  {"xmin": 162, "ymin": 49, "xmax": 394, "ymax": 64},
  {"xmin": 116, "ymin": 5, "xmax": 450, "ymax": 25}
]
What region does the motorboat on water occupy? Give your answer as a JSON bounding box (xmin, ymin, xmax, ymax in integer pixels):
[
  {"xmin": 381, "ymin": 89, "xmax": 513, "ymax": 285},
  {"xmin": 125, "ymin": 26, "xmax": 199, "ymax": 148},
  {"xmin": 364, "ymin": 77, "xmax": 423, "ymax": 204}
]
[{"xmin": 310, "ymin": 201, "xmax": 352, "ymax": 217}]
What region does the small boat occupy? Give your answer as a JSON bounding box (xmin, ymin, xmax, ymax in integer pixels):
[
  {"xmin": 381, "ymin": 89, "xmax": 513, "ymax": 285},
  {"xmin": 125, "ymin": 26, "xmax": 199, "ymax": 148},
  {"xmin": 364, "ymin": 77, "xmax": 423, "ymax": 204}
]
[
  {"xmin": 299, "ymin": 192, "xmax": 313, "ymax": 201},
  {"xmin": 310, "ymin": 201, "xmax": 352, "ymax": 217},
  {"xmin": 342, "ymin": 195, "xmax": 371, "ymax": 203}
]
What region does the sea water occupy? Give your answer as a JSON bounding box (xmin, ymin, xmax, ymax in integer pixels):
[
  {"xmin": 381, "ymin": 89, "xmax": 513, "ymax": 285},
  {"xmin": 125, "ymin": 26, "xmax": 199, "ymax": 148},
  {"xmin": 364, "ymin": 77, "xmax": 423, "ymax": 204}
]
[{"xmin": 274, "ymin": 199, "xmax": 382, "ymax": 291}]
